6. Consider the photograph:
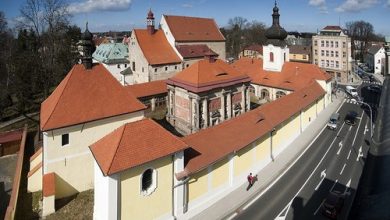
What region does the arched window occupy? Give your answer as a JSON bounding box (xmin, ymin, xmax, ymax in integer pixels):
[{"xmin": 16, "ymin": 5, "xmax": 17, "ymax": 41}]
[
  {"xmin": 141, "ymin": 168, "xmax": 157, "ymax": 196},
  {"xmin": 276, "ymin": 91, "xmax": 286, "ymax": 99},
  {"xmin": 270, "ymin": 52, "xmax": 274, "ymax": 62},
  {"xmin": 261, "ymin": 89, "xmax": 270, "ymax": 100}
]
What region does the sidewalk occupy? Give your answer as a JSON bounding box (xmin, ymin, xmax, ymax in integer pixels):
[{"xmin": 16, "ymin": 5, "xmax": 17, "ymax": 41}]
[{"xmin": 189, "ymin": 96, "xmax": 345, "ymax": 220}]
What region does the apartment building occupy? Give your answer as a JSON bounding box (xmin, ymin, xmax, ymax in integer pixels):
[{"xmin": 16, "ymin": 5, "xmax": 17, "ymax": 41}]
[{"xmin": 312, "ymin": 26, "xmax": 352, "ymax": 83}]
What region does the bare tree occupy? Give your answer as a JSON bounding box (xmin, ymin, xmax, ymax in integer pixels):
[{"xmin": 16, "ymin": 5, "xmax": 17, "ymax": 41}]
[{"xmin": 346, "ymin": 20, "xmax": 374, "ymax": 62}]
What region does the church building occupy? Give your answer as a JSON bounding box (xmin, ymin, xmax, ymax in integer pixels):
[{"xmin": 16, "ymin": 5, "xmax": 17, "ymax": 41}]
[{"xmin": 166, "ymin": 53, "xmax": 251, "ymax": 135}]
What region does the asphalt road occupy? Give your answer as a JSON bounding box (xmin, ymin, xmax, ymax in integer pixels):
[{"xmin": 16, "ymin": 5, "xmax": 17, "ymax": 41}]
[{"xmin": 233, "ymin": 81, "xmax": 381, "ymax": 220}]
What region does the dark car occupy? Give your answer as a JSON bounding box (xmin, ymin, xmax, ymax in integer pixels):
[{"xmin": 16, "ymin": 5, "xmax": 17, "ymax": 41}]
[
  {"xmin": 322, "ymin": 191, "xmax": 345, "ymax": 219},
  {"xmin": 345, "ymin": 111, "xmax": 358, "ymax": 125},
  {"xmin": 367, "ymin": 85, "xmax": 381, "ymax": 93}
]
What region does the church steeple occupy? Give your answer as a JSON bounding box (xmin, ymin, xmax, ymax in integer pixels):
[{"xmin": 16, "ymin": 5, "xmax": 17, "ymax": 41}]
[
  {"xmin": 263, "ymin": 2, "xmax": 289, "ymax": 72},
  {"xmin": 81, "ymin": 22, "xmax": 93, "ymax": 70},
  {"xmin": 147, "ymin": 9, "xmax": 155, "ymax": 35},
  {"xmin": 265, "ymin": 1, "xmax": 287, "ymax": 47}
]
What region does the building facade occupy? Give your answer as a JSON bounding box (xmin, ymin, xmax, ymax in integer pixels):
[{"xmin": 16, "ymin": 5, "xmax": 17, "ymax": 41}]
[
  {"xmin": 166, "ymin": 56, "xmax": 251, "ymax": 135},
  {"xmin": 289, "ymin": 45, "xmax": 311, "ymax": 63},
  {"xmin": 128, "ymin": 10, "xmax": 226, "ymax": 84},
  {"xmin": 238, "ymin": 44, "xmax": 263, "ymax": 59},
  {"xmin": 312, "ymin": 26, "xmax": 352, "ymax": 83},
  {"xmin": 365, "ymin": 45, "xmax": 386, "ymax": 75}
]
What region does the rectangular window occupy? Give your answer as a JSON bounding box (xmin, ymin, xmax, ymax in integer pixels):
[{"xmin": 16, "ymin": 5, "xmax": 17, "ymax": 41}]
[
  {"xmin": 132, "ymin": 62, "xmax": 135, "ymax": 71},
  {"xmin": 336, "ymin": 61, "xmax": 339, "ymax": 68},
  {"xmin": 175, "ymin": 65, "xmax": 177, "ymax": 70},
  {"xmin": 335, "ymin": 41, "xmax": 339, "ymax": 48},
  {"xmin": 331, "ymin": 51, "xmax": 334, "ymax": 57},
  {"xmin": 321, "ymin": 50, "xmax": 324, "ymax": 56},
  {"xmin": 165, "ymin": 66, "xmax": 168, "ymax": 71},
  {"xmin": 321, "ymin": 60, "xmax": 325, "ymax": 67},
  {"xmin": 343, "ymin": 42, "xmax": 346, "ymax": 48},
  {"xmin": 326, "ymin": 50, "xmax": 329, "ymax": 57},
  {"xmin": 326, "ymin": 41, "xmax": 329, "ymax": 47},
  {"xmin": 326, "ymin": 60, "xmax": 329, "ymax": 67},
  {"xmin": 343, "ymin": 52, "xmax": 346, "ymax": 58},
  {"xmin": 142, "ymin": 67, "xmax": 144, "ymax": 72},
  {"xmin": 303, "ymin": 55, "xmax": 307, "ymax": 59},
  {"xmin": 321, "ymin": 40, "xmax": 324, "ymax": 47},
  {"xmin": 331, "ymin": 60, "xmax": 334, "ymax": 68},
  {"xmin": 335, "ymin": 51, "xmax": 339, "ymax": 57},
  {"xmin": 62, "ymin": 134, "xmax": 69, "ymax": 146},
  {"xmin": 315, "ymin": 59, "xmax": 318, "ymax": 65},
  {"xmin": 315, "ymin": 49, "xmax": 318, "ymax": 55},
  {"xmin": 314, "ymin": 40, "xmax": 318, "ymax": 46},
  {"xmin": 154, "ymin": 68, "xmax": 157, "ymax": 72},
  {"xmin": 330, "ymin": 41, "xmax": 334, "ymax": 48}
]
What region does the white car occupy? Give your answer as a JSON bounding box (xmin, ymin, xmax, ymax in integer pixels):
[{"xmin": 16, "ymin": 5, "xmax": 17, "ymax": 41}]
[{"xmin": 346, "ymin": 86, "xmax": 358, "ymax": 97}]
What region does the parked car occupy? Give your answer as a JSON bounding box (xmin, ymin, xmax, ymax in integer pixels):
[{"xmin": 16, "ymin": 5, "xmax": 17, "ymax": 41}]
[
  {"xmin": 345, "ymin": 86, "xmax": 358, "ymax": 97},
  {"xmin": 367, "ymin": 85, "xmax": 381, "ymax": 93},
  {"xmin": 327, "ymin": 113, "xmax": 340, "ymax": 130},
  {"xmin": 322, "ymin": 191, "xmax": 345, "ymax": 219},
  {"xmin": 345, "ymin": 110, "xmax": 358, "ymax": 125}
]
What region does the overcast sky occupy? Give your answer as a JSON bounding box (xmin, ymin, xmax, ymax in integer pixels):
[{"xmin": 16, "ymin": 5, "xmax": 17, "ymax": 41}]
[{"xmin": 1, "ymin": 0, "xmax": 390, "ymax": 36}]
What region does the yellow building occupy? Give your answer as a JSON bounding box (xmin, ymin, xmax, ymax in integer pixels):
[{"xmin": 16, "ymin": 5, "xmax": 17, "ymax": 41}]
[
  {"xmin": 90, "ymin": 118, "xmax": 188, "ymax": 220},
  {"xmin": 289, "ymin": 45, "xmax": 311, "ymax": 63}
]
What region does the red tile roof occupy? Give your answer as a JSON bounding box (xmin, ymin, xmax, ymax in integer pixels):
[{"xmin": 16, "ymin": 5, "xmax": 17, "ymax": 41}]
[
  {"xmin": 40, "ymin": 64, "xmax": 146, "ymax": 131},
  {"xmin": 244, "ymin": 44, "xmax": 263, "ymax": 54},
  {"xmin": 0, "ymin": 129, "xmax": 23, "ymax": 144},
  {"xmin": 126, "ymin": 80, "xmax": 168, "ymax": 98},
  {"xmin": 133, "ymin": 29, "xmax": 181, "ymax": 65},
  {"xmin": 167, "ymin": 58, "xmax": 251, "ymax": 93},
  {"xmin": 179, "ymin": 81, "xmax": 325, "ymax": 178},
  {"xmin": 323, "ymin": 26, "xmax": 342, "ymax": 31},
  {"xmin": 176, "ymin": 44, "xmax": 218, "ymax": 59},
  {"xmin": 232, "ymin": 58, "xmax": 331, "ymax": 91},
  {"xmin": 163, "ymin": 15, "xmax": 225, "ymax": 42},
  {"xmin": 43, "ymin": 173, "xmax": 56, "ymax": 197},
  {"xmin": 90, "ymin": 118, "xmax": 188, "ymax": 176}
]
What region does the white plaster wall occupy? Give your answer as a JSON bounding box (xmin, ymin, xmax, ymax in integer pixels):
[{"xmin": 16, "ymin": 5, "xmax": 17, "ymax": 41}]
[
  {"xmin": 129, "ymin": 32, "xmax": 151, "ymax": 84},
  {"xmin": 43, "ymin": 111, "xmax": 144, "ymax": 197},
  {"xmin": 102, "ymin": 63, "xmax": 132, "ymax": 85},
  {"xmin": 263, "ymin": 44, "xmax": 289, "ymax": 72},
  {"xmin": 374, "ymin": 48, "xmax": 386, "ymax": 74},
  {"xmin": 93, "ymin": 161, "xmax": 118, "ymax": 220}
]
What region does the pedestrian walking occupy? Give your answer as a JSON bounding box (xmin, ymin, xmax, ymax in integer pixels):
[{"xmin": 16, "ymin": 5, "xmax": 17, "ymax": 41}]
[{"xmin": 247, "ymin": 173, "xmax": 253, "ymax": 186}]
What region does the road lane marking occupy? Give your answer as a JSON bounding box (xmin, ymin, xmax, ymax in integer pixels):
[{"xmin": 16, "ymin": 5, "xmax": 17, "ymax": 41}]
[
  {"xmin": 241, "ymin": 101, "xmax": 346, "ymax": 220},
  {"xmin": 276, "ymin": 122, "xmax": 346, "ymax": 218},
  {"xmin": 357, "ymin": 146, "xmax": 363, "ymax": 161},
  {"xmin": 337, "ymin": 141, "xmax": 343, "ymax": 155},
  {"xmin": 347, "ymin": 150, "xmax": 352, "ymax": 160},
  {"xmin": 344, "ymin": 179, "xmax": 352, "ymax": 195},
  {"xmin": 330, "ymin": 179, "xmax": 338, "ymax": 192},
  {"xmin": 315, "ymin": 169, "xmax": 327, "ymax": 191},
  {"xmin": 314, "ymin": 200, "xmax": 325, "ymax": 215},
  {"xmin": 340, "ymin": 163, "xmax": 346, "ymax": 174},
  {"xmin": 352, "ymin": 112, "xmax": 365, "ymax": 146}
]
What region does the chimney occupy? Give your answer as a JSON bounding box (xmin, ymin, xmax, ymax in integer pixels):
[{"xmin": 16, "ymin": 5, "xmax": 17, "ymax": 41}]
[
  {"xmin": 204, "ymin": 49, "xmax": 216, "ymax": 63},
  {"xmin": 147, "ymin": 9, "xmax": 155, "ymax": 35}
]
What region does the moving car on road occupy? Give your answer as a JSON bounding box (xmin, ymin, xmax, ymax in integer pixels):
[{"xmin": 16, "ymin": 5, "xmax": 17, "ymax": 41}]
[
  {"xmin": 345, "ymin": 110, "xmax": 358, "ymax": 125},
  {"xmin": 367, "ymin": 85, "xmax": 381, "ymax": 93},
  {"xmin": 322, "ymin": 191, "xmax": 345, "ymax": 219},
  {"xmin": 327, "ymin": 113, "xmax": 340, "ymax": 130},
  {"xmin": 345, "ymin": 86, "xmax": 358, "ymax": 97}
]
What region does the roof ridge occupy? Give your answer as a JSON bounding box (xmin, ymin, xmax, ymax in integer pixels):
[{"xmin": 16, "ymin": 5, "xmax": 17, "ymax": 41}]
[
  {"xmin": 107, "ymin": 124, "xmax": 127, "ymax": 175},
  {"xmin": 41, "ymin": 65, "xmax": 76, "ymax": 130}
]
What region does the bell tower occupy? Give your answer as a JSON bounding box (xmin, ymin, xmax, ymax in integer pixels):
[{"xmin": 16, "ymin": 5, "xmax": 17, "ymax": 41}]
[
  {"xmin": 263, "ymin": 1, "xmax": 289, "ymax": 72},
  {"xmin": 147, "ymin": 9, "xmax": 155, "ymax": 35}
]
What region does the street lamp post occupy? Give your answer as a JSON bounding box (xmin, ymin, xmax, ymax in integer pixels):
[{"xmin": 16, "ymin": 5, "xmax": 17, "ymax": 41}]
[{"xmin": 358, "ymin": 100, "xmax": 373, "ymax": 137}]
